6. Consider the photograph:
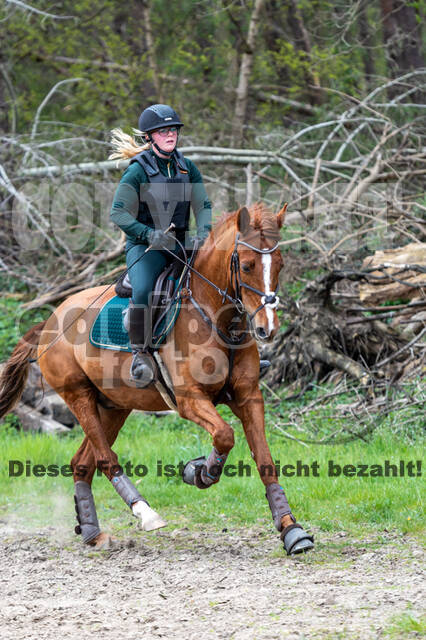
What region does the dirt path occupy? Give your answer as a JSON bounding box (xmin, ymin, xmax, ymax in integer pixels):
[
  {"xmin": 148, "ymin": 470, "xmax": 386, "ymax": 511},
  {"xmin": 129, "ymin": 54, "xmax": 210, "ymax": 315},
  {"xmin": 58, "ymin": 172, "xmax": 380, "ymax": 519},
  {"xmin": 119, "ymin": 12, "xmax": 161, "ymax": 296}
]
[{"xmin": 0, "ymin": 523, "xmax": 424, "ymax": 639}]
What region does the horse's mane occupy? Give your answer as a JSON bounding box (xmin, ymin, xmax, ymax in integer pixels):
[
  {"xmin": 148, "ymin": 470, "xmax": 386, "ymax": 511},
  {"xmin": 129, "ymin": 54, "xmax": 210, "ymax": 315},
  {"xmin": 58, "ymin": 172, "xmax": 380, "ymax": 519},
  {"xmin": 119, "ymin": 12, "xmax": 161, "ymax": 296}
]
[{"xmin": 213, "ymin": 202, "xmax": 280, "ymax": 243}]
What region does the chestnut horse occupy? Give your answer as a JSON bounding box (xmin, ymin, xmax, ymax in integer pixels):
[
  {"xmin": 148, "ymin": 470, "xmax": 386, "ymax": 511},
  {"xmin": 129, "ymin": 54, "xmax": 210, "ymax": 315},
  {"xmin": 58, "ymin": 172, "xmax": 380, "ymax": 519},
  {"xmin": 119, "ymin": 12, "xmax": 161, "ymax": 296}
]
[{"xmin": 0, "ymin": 203, "xmax": 313, "ymax": 555}]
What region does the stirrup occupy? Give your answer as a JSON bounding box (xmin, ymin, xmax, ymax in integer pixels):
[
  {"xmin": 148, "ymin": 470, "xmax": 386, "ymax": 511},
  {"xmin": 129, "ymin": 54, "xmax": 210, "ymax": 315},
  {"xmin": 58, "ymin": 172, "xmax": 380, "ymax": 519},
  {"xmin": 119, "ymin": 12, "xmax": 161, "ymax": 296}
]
[
  {"xmin": 259, "ymin": 359, "xmax": 271, "ymax": 373},
  {"xmin": 130, "ymin": 350, "xmax": 156, "ymax": 387}
]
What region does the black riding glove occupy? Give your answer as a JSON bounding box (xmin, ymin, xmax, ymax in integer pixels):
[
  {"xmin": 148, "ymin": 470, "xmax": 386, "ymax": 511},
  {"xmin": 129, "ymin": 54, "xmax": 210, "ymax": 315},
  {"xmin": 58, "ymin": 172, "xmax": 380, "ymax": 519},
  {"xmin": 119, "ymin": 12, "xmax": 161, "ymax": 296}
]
[{"xmin": 148, "ymin": 229, "xmax": 174, "ymax": 250}]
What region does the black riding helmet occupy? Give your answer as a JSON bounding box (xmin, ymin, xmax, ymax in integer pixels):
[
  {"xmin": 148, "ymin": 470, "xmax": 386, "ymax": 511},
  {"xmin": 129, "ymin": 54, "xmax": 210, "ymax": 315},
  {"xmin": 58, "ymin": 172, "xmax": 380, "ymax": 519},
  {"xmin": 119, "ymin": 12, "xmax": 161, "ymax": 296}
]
[{"xmin": 138, "ymin": 104, "xmax": 184, "ymax": 133}]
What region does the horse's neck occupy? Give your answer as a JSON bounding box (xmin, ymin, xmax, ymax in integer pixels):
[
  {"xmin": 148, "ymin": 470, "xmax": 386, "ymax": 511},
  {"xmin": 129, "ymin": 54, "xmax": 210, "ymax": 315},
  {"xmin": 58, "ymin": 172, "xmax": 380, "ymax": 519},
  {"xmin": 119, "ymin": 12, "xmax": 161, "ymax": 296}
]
[{"xmin": 191, "ymin": 232, "xmax": 234, "ymax": 320}]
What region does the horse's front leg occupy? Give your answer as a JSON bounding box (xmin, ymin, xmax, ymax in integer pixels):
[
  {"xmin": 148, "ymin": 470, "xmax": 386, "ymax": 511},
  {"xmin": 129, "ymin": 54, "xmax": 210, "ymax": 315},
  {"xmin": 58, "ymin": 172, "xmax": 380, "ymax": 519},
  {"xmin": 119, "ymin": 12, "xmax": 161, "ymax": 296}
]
[
  {"xmin": 230, "ymin": 386, "xmax": 314, "ymax": 555},
  {"xmin": 177, "ymin": 394, "xmax": 234, "ymax": 489}
]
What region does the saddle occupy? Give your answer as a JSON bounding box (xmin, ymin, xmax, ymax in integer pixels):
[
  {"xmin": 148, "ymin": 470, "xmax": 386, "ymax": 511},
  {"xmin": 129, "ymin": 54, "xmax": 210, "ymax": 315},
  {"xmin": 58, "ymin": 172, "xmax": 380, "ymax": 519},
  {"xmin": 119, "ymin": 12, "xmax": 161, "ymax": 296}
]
[
  {"xmin": 115, "ymin": 260, "xmax": 184, "ymax": 342},
  {"xmin": 115, "ymin": 248, "xmax": 198, "ymax": 348}
]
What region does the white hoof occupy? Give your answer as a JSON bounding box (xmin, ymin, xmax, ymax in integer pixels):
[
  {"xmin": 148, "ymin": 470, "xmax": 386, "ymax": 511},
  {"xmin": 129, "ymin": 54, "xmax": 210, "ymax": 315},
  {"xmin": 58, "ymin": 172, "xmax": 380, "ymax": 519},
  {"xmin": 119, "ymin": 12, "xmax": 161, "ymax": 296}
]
[{"xmin": 132, "ymin": 500, "xmax": 167, "ymax": 531}]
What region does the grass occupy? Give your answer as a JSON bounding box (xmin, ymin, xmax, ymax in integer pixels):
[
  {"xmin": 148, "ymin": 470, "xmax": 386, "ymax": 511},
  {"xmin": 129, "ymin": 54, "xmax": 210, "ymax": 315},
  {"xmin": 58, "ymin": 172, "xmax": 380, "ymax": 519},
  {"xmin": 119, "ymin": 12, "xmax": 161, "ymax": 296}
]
[
  {"xmin": 0, "ymin": 403, "xmax": 424, "ymax": 539},
  {"xmin": 382, "ymin": 612, "xmax": 426, "ymax": 638},
  {"xmin": 0, "ymin": 285, "xmax": 424, "ymax": 541}
]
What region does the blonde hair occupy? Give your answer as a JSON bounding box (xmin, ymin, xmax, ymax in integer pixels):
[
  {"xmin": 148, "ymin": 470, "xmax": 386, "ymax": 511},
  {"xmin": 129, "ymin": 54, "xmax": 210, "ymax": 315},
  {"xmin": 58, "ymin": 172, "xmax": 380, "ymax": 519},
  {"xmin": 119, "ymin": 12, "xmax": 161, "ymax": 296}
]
[{"xmin": 108, "ymin": 128, "xmax": 150, "ymax": 160}]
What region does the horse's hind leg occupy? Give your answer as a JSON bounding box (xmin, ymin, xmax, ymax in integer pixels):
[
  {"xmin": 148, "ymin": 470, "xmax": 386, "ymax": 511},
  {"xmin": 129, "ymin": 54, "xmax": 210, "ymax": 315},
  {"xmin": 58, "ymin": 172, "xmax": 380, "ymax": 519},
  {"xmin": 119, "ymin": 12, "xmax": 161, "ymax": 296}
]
[
  {"xmin": 71, "ymin": 406, "xmax": 129, "ymax": 547},
  {"xmin": 70, "ymin": 403, "xmax": 166, "ymax": 545}
]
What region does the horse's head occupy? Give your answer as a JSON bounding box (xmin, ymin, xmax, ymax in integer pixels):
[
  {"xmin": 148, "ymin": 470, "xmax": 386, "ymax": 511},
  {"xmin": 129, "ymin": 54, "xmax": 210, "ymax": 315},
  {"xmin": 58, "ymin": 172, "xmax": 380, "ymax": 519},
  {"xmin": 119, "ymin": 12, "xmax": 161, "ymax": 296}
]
[{"xmin": 234, "ymin": 203, "xmax": 286, "ymax": 343}]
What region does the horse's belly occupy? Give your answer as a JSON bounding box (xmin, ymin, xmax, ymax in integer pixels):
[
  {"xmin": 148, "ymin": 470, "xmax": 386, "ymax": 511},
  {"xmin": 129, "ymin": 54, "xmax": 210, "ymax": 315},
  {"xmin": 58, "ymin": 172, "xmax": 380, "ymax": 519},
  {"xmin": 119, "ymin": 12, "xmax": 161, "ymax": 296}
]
[{"xmin": 75, "ymin": 343, "xmax": 171, "ymax": 412}]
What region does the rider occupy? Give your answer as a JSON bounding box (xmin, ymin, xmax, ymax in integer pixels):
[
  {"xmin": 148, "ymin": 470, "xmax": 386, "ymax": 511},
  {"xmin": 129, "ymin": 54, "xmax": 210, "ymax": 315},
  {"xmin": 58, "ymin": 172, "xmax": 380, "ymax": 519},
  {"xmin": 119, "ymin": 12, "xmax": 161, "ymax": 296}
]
[{"xmin": 110, "ymin": 104, "xmax": 212, "ymax": 385}]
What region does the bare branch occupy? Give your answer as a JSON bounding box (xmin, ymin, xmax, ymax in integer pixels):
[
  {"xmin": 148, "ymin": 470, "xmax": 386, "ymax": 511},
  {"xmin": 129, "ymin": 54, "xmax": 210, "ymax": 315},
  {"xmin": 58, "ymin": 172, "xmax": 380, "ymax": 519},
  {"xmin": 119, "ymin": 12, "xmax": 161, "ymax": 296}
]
[
  {"xmin": 30, "ymin": 78, "xmax": 86, "ymax": 141},
  {"xmin": 4, "ymin": 0, "xmax": 77, "ymax": 20},
  {"xmin": 0, "ymin": 64, "xmax": 17, "ymax": 133}
]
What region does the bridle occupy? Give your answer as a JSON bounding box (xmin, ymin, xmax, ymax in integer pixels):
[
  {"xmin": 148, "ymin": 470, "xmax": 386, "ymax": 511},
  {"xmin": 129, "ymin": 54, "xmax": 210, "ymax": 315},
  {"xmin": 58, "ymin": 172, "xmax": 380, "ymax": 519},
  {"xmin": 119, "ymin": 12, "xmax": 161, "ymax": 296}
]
[
  {"xmin": 229, "ymin": 232, "xmax": 280, "ymax": 322},
  {"xmin": 160, "ymin": 230, "xmax": 281, "ymax": 346}
]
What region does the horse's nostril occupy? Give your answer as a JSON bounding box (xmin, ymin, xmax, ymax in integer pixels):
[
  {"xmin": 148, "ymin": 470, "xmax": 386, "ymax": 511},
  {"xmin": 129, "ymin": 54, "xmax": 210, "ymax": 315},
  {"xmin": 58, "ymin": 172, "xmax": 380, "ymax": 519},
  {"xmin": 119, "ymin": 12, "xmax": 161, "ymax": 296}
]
[{"xmin": 256, "ymin": 327, "xmax": 268, "ymax": 340}]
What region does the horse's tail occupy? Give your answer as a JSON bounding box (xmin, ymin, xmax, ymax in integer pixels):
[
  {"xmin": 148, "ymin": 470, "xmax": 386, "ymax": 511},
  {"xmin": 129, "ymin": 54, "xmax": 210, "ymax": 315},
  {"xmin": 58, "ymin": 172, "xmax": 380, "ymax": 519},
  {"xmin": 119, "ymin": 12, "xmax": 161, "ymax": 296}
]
[{"xmin": 0, "ymin": 321, "xmax": 46, "ymax": 420}]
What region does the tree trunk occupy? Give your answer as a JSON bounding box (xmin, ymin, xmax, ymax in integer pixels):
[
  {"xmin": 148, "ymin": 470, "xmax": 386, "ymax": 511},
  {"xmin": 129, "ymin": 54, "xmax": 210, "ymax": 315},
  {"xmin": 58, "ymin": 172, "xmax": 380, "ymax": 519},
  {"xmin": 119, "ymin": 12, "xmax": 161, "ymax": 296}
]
[
  {"xmin": 380, "ymin": 0, "xmax": 424, "ymax": 98},
  {"xmin": 0, "ymin": 53, "xmax": 15, "ymax": 134},
  {"xmin": 263, "ymin": 1, "xmax": 290, "ymax": 88},
  {"xmin": 359, "ymin": 243, "xmax": 426, "ymax": 305},
  {"xmin": 231, "ymin": 0, "xmax": 266, "ymax": 148},
  {"xmin": 0, "ymin": 68, "xmax": 8, "ymax": 134},
  {"xmin": 136, "ymin": 0, "xmax": 162, "ymax": 102},
  {"xmin": 285, "ymin": 0, "xmax": 322, "ymax": 105},
  {"xmin": 357, "ymin": 0, "xmax": 376, "ymax": 88}
]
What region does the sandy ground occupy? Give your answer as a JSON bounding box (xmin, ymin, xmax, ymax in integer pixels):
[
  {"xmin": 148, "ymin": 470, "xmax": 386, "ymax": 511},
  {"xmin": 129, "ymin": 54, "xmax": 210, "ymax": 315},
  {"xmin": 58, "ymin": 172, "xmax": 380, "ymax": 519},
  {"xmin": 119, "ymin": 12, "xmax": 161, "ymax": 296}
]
[{"xmin": 0, "ymin": 523, "xmax": 424, "ymax": 640}]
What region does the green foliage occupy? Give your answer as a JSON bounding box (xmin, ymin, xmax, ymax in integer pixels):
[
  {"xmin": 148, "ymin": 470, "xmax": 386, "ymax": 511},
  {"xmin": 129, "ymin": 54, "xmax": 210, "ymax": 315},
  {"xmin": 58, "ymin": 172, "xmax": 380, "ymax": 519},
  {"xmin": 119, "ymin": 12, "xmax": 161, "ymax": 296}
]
[
  {"xmin": 0, "ymin": 294, "xmax": 51, "ymax": 359},
  {"xmin": 0, "ymin": 0, "xmax": 410, "ymax": 145}
]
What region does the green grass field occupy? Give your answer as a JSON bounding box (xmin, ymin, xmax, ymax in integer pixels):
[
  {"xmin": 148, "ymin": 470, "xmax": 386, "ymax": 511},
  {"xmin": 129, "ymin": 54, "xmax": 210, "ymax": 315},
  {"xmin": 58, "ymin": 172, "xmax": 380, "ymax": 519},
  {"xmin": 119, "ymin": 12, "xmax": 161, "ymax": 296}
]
[
  {"xmin": 1, "ymin": 289, "xmax": 424, "ymax": 542},
  {"xmin": 0, "ymin": 399, "xmax": 424, "ymax": 540}
]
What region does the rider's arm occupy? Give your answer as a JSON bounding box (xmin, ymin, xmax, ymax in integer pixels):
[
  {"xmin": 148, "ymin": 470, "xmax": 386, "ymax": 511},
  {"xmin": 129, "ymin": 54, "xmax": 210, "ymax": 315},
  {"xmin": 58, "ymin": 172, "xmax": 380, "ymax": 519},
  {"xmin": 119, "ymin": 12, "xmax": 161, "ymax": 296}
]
[
  {"xmin": 186, "ymin": 159, "xmax": 212, "ymax": 241},
  {"xmin": 110, "ymin": 163, "xmax": 152, "ymax": 243}
]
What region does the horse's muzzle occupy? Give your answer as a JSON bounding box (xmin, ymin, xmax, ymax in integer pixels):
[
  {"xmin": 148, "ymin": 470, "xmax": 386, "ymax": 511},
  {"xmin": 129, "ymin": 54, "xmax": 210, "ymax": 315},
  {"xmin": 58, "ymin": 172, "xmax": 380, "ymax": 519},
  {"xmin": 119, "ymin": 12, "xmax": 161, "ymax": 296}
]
[{"xmin": 255, "ymin": 325, "xmax": 276, "ymax": 343}]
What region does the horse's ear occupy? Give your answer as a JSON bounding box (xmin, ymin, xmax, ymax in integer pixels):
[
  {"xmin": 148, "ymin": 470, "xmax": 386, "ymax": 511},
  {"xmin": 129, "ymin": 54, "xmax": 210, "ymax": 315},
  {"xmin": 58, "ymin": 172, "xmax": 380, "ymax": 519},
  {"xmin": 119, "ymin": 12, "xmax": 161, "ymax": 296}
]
[
  {"xmin": 277, "ymin": 203, "xmax": 287, "ymax": 229},
  {"xmin": 237, "ymin": 206, "xmax": 251, "ymax": 235}
]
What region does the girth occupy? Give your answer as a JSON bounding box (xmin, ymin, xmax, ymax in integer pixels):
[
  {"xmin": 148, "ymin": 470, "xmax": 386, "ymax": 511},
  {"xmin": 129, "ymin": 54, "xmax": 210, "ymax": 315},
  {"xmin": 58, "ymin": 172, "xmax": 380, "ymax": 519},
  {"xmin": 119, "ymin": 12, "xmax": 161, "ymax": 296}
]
[{"xmin": 181, "ymin": 268, "xmax": 248, "ymax": 405}]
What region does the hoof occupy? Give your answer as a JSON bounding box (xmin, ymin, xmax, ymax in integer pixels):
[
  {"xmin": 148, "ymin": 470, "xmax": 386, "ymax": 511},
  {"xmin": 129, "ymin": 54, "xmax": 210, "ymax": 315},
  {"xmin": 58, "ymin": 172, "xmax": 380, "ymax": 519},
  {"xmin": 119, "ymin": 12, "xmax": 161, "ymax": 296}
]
[
  {"xmin": 132, "ymin": 500, "xmax": 167, "ymax": 531},
  {"xmin": 182, "ymin": 456, "xmax": 210, "ymax": 489},
  {"xmin": 259, "ymin": 359, "xmax": 271, "ymax": 373},
  {"xmin": 281, "ymin": 524, "xmax": 314, "ymax": 556},
  {"xmin": 88, "ymin": 532, "xmax": 117, "ymax": 550}
]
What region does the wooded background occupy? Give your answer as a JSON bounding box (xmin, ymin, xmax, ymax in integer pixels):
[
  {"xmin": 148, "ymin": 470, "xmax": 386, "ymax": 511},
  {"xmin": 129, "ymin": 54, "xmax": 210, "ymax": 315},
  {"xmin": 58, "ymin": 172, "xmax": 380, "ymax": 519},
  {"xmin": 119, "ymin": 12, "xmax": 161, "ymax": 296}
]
[
  {"xmin": 0, "ymin": 1, "xmax": 424, "ymax": 145},
  {"xmin": 0, "ymin": 1, "xmax": 425, "ymax": 439}
]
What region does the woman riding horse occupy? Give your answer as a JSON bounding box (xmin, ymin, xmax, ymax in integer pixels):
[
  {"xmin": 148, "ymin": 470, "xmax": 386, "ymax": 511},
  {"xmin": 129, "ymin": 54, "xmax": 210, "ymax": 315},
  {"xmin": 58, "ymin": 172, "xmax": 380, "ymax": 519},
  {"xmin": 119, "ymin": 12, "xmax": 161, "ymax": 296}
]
[
  {"xmin": 109, "ymin": 104, "xmax": 212, "ymax": 385},
  {"xmin": 0, "ymin": 100, "xmax": 315, "ymax": 553},
  {"xmin": 0, "ymin": 200, "xmax": 314, "ymax": 554}
]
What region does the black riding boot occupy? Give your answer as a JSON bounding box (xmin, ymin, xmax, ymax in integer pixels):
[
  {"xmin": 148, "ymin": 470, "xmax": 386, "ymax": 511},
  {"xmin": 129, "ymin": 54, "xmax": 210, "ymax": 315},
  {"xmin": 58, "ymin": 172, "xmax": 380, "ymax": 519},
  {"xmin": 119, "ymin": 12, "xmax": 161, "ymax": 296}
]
[{"xmin": 127, "ymin": 304, "xmax": 155, "ymax": 387}]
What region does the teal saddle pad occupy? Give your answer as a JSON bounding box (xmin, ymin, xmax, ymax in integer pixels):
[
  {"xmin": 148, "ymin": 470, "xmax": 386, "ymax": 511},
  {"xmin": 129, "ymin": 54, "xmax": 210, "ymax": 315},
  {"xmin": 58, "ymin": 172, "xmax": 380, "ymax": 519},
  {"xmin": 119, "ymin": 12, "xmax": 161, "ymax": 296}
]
[{"xmin": 89, "ymin": 294, "xmax": 181, "ymax": 352}]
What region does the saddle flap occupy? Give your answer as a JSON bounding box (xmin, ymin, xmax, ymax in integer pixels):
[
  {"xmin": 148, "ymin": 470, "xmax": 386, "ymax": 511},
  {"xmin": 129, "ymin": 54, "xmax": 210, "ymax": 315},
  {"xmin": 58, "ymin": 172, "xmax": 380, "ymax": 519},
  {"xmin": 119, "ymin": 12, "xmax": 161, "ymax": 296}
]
[
  {"xmin": 115, "ymin": 261, "xmax": 182, "ymax": 300},
  {"xmin": 151, "ymin": 262, "xmax": 179, "ymax": 310}
]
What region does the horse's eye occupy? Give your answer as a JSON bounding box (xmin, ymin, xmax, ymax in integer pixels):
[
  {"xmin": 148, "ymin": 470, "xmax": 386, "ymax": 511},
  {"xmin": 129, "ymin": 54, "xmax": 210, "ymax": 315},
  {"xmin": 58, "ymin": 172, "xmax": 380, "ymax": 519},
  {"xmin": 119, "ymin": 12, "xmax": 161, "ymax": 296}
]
[{"xmin": 241, "ymin": 263, "xmax": 251, "ymax": 273}]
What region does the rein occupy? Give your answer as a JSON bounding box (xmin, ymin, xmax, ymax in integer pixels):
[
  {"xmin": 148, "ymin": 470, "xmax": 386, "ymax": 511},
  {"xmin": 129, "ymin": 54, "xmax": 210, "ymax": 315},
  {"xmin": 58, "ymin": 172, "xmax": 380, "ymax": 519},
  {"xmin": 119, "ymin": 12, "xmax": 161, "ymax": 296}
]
[
  {"xmin": 31, "ymin": 229, "xmax": 281, "ymax": 370},
  {"xmin": 159, "ymin": 231, "xmax": 281, "ymax": 347},
  {"xmin": 162, "ymin": 231, "xmax": 281, "ymax": 326},
  {"xmin": 172, "ymin": 232, "xmax": 281, "ymax": 405}
]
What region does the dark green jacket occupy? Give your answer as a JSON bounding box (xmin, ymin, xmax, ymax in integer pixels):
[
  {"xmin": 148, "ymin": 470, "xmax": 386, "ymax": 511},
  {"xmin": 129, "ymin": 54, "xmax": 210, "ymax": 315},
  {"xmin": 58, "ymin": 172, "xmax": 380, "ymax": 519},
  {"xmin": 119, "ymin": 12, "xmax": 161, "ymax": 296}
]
[{"xmin": 110, "ymin": 150, "xmax": 212, "ymax": 244}]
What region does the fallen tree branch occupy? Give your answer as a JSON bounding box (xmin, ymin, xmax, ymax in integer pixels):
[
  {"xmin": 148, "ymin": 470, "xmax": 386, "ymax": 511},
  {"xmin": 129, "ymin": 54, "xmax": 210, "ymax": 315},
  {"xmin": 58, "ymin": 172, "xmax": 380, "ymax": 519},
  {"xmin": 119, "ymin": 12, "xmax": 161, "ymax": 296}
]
[
  {"xmin": 13, "ymin": 403, "xmax": 71, "ymax": 434},
  {"xmin": 253, "ymin": 90, "xmax": 317, "ymax": 116},
  {"xmin": 22, "ymin": 235, "xmax": 125, "ymax": 309},
  {"xmin": 373, "ymin": 326, "xmax": 426, "ymax": 369},
  {"xmin": 306, "ymin": 336, "xmax": 370, "ymax": 383},
  {"xmin": 345, "ymin": 306, "xmax": 424, "ymax": 324}
]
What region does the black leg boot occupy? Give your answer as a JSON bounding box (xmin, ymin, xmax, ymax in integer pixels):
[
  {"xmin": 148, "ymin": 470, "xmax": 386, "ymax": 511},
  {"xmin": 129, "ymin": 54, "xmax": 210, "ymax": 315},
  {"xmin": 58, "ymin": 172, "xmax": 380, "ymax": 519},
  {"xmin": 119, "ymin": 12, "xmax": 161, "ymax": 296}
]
[{"xmin": 127, "ymin": 304, "xmax": 156, "ymax": 387}]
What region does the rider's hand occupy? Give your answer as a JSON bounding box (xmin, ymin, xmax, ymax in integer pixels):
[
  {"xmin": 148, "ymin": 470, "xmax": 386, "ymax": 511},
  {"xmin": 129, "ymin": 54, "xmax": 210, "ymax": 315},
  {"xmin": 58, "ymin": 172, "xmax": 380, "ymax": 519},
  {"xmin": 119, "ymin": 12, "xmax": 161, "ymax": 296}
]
[{"xmin": 148, "ymin": 229, "xmax": 174, "ymax": 250}]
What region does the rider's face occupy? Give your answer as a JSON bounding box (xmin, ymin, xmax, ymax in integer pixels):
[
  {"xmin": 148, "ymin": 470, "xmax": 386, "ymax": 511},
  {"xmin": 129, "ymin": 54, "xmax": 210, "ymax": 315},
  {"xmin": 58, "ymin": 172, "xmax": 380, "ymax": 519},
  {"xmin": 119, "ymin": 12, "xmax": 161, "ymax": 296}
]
[{"xmin": 151, "ymin": 127, "xmax": 178, "ymax": 156}]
